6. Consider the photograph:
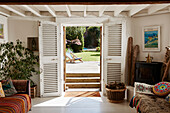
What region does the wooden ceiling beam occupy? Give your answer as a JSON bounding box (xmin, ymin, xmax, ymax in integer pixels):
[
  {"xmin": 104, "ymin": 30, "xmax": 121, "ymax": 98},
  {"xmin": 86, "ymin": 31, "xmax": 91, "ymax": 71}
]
[
  {"xmin": 0, "ymin": 5, "xmax": 25, "ymax": 17},
  {"xmin": 22, "ymin": 5, "xmax": 41, "ymax": 17},
  {"xmin": 114, "ymin": 5, "xmax": 129, "ymax": 16},
  {"xmin": 99, "ymin": 6, "xmax": 107, "ymax": 17},
  {"xmin": 129, "ymin": 5, "xmax": 149, "ymax": 16},
  {"xmin": 0, "ymin": 7, "xmax": 10, "ymax": 17},
  {"xmin": 66, "ymin": 5, "xmax": 71, "ymax": 17},
  {"xmin": 148, "ymin": 4, "xmax": 169, "ymax": 14},
  {"xmin": 84, "ymin": 5, "xmax": 86, "ymax": 17},
  {"xmin": 44, "ymin": 5, "xmax": 56, "ymax": 17}
]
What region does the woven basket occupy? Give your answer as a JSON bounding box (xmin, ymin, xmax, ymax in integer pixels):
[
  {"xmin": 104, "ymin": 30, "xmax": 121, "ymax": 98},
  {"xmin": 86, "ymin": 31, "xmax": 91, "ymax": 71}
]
[{"xmin": 106, "ymin": 87, "xmax": 126, "ymax": 103}]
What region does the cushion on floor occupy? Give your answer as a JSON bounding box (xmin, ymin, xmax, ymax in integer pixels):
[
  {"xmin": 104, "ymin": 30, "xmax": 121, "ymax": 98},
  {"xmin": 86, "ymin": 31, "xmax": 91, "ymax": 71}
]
[{"xmin": 153, "ymin": 82, "xmax": 170, "ymax": 97}]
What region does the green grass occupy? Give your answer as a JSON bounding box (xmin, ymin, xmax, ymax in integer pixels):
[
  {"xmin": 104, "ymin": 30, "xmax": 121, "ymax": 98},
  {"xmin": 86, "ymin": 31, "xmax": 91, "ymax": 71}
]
[{"xmin": 74, "ymin": 51, "xmax": 100, "ymax": 61}]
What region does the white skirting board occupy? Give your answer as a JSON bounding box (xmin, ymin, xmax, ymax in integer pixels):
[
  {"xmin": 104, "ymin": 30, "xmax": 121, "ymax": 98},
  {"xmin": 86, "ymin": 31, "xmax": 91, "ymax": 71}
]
[{"xmin": 126, "ymin": 86, "xmax": 134, "ymax": 102}]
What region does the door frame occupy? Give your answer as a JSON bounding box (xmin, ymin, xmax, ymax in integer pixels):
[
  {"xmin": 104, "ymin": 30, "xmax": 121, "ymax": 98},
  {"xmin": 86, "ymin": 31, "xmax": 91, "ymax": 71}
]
[{"xmin": 61, "ymin": 23, "xmax": 103, "ymax": 92}]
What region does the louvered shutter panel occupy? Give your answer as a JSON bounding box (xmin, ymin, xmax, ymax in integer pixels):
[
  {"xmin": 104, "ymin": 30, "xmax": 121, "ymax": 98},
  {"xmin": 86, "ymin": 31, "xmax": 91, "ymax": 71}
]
[
  {"xmin": 108, "ymin": 24, "xmax": 122, "ymax": 56},
  {"xmin": 107, "ymin": 63, "xmax": 121, "ymax": 83},
  {"xmin": 42, "ymin": 24, "xmax": 57, "ymax": 56},
  {"xmin": 44, "ymin": 63, "xmax": 58, "ymax": 94},
  {"xmin": 39, "ymin": 21, "xmax": 60, "ymax": 97},
  {"xmin": 104, "ymin": 23, "xmax": 125, "ymax": 85}
]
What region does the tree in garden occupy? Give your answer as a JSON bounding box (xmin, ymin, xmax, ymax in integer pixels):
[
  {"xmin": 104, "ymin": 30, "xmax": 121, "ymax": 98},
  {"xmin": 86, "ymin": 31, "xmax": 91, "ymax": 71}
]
[
  {"xmin": 66, "ymin": 26, "xmax": 86, "ymax": 52},
  {"xmin": 84, "ymin": 27, "xmax": 100, "ymax": 48}
]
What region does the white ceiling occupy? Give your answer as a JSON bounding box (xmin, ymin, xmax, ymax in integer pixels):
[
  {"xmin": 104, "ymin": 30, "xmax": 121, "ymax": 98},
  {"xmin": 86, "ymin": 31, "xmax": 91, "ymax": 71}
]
[{"xmin": 0, "ymin": 4, "xmax": 170, "ymax": 18}]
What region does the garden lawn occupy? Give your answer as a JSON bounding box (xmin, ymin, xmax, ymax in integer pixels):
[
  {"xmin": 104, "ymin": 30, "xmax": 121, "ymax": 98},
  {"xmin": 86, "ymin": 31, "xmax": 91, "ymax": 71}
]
[{"xmin": 74, "ymin": 51, "xmax": 100, "ymax": 61}]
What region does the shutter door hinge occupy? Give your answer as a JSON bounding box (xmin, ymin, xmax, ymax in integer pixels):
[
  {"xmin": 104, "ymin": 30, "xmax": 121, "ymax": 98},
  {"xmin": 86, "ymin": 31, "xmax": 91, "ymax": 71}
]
[{"xmin": 38, "ymin": 21, "xmax": 41, "ymax": 26}]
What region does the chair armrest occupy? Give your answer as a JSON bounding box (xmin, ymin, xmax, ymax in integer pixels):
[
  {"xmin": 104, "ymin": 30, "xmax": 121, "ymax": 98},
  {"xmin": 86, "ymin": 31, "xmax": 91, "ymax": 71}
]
[
  {"xmin": 71, "ymin": 53, "xmax": 77, "ymax": 58},
  {"xmin": 12, "ymin": 80, "xmax": 31, "ymax": 97}
]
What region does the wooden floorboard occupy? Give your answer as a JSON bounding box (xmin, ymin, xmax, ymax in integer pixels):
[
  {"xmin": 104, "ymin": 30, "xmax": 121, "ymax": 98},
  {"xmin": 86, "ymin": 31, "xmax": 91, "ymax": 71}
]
[{"xmin": 64, "ymin": 91, "xmax": 101, "ymax": 97}]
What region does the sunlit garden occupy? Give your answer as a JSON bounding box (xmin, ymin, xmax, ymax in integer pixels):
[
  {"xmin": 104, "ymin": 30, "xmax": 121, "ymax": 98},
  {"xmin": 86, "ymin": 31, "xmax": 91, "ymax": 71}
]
[
  {"xmin": 66, "ymin": 26, "xmax": 100, "ymax": 62},
  {"xmin": 74, "ymin": 51, "xmax": 100, "ymax": 61}
]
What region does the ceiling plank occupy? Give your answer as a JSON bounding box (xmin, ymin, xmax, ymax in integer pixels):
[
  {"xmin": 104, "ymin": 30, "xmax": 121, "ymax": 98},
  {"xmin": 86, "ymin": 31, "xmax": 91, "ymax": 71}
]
[
  {"xmin": 0, "ymin": 5, "xmax": 25, "ymax": 17},
  {"xmin": 0, "ymin": 7, "xmax": 10, "ymax": 17},
  {"xmin": 129, "ymin": 5, "xmax": 150, "ymax": 16},
  {"xmin": 99, "ymin": 6, "xmax": 107, "ymax": 17},
  {"xmin": 66, "ymin": 5, "xmax": 71, "ymax": 17},
  {"xmin": 44, "ymin": 5, "xmax": 56, "ymax": 17},
  {"xmin": 114, "ymin": 5, "xmax": 129, "ymax": 16},
  {"xmin": 22, "ymin": 5, "xmax": 41, "ymax": 17},
  {"xmin": 84, "ymin": 5, "xmax": 86, "ymax": 17},
  {"xmin": 148, "ymin": 4, "xmax": 169, "ymax": 14}
]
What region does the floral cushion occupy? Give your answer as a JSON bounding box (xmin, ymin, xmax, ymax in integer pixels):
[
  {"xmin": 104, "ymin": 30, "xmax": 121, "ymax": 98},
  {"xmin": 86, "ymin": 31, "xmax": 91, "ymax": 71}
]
[
  {"xmin": 153, "ymin": 82, "xmax": 170, "ymax": 97},
  {"xmin": 135, "ymin": 82, "xmax": 153, "ymax": 95},
  {"xmin": 0, "ymin": 82, "xmax": 5, "ymax": 97},
  {"xmin": 2, "ymin": 78, "xmax": 17, "ymax": 96}
]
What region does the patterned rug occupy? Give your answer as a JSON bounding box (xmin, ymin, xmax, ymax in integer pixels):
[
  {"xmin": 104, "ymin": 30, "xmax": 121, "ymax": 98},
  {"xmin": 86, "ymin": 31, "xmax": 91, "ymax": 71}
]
[{"xmin": 64, "ymin": 91, "xmax": 101, "ymax": 97}]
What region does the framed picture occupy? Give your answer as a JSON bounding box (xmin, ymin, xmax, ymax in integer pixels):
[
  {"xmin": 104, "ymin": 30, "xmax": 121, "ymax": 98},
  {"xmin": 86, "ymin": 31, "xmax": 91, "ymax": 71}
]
[
  {"xmin": 27, "ymin": 37, "xmax": 39, "ymax": 51},
  {"xmin": 0, "ymin": 24, "xmax": 4, "ymax": 39},
  {"xmin": 142, "ymin": 26, "xmax": 160, "ymax": 51}
]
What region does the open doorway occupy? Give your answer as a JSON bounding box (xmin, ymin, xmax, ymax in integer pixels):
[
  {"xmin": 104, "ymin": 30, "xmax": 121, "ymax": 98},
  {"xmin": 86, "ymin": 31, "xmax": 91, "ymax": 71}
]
[{"xmin": 63, "ymin": 25, "xmax": 102, "ymax": 93}]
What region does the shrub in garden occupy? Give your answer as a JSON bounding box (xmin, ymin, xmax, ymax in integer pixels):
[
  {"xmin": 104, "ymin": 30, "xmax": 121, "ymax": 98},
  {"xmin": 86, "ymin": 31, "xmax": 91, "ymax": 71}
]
[{"xmin": 66, "ymin": 27, "xmax": 85, "ymax": 52}]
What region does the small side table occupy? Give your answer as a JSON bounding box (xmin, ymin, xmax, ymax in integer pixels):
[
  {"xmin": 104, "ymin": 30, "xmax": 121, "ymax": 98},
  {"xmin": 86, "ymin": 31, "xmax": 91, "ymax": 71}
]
[
  {"xmin": 126, "ymin": 86, "xmax": 134, "ymax": 102},
  {"xmin": 31, "ymin": 85, "xmax": 37, "ymax": 98}
]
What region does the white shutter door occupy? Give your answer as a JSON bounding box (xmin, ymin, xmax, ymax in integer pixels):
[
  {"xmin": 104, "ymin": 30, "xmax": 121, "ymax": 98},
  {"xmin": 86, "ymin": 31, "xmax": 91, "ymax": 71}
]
[
  {"xmin": 39, "ymin": 21, "xmax": 60, "ymax": 97},
  {"xmin": 104, "ymin": 22, "xmax": 126, "ymax": 85}
]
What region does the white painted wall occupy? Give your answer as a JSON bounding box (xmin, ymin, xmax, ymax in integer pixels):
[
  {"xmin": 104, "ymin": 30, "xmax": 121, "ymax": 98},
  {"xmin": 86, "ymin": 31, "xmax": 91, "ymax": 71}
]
[
  {"xmin": 8, "ymin": 19, "xmax": 38, "ymax": 46},
  {"xmin": 8, "ymin": 19, "xmax": 40, "ymax": 96},
  {"xmin": 132, "ymin": 13, "xmax": 170, "ymax": 62},
  {"xmin": 132, "ymin": 13, "xmax": 170, "ymax": 80}
]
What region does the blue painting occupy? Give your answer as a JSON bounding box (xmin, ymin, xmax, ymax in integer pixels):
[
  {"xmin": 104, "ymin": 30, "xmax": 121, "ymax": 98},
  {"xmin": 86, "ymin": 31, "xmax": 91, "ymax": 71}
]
[{"xmin": 144, "ymin": 29, "xmax": 158, "ymax": 48}]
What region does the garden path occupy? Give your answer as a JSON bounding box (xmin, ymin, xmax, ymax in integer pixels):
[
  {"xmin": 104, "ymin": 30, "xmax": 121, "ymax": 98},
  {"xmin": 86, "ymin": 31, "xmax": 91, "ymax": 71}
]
[{"xmin": 66, "ymin": 61, "xmax": 100, "ymax": 73}]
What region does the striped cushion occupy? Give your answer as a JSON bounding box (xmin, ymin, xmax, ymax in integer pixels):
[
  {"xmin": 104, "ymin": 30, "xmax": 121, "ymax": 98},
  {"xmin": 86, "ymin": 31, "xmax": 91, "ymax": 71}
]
[
  {"xmin": 0, "ymin": 94, "xmax": 31, "ymax": 113},
  {"xmin": 0, "ymin": 82, "xmax": 5, "ymax": 97}
]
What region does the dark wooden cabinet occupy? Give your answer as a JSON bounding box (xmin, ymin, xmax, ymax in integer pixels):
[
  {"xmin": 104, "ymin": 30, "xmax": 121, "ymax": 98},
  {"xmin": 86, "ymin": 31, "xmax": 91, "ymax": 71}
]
[{"xmin": 135, "ymin": 61, "xmax": 163, "ymax": 85}]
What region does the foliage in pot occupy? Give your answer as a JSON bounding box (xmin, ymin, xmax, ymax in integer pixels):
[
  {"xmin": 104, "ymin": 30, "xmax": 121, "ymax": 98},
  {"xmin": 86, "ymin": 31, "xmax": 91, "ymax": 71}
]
[{"xmin": 0, "ymin": 40, "xmax": 40, "ymax": 86}]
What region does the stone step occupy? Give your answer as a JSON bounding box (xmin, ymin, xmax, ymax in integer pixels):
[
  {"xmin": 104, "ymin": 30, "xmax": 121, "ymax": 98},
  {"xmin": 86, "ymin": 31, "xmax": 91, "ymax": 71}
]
[
  {"xmin": 66, "ymin": 78, "xmax": 100, "ymax": 83},
  {"xmin": 66, "ymin": 83, "xmax": 101, "ymax": 88}
]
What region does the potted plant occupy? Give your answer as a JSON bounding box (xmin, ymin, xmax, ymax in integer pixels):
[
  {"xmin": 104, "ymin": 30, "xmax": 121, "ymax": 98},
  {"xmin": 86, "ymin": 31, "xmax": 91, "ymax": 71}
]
[
  {"xmin": 0, "ymin": 39, "xmax": 40, "ymax": 88},
  {"xmin": 105, "ymin": 81, "xmax": 126, "ymax": 103}
]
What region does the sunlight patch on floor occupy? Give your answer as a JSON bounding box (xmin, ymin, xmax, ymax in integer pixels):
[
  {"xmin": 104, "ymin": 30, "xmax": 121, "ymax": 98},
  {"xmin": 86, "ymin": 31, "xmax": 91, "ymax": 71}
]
[{"xmin": 33, "ymin": 97, "xmax": 103, "ymax": 107}]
